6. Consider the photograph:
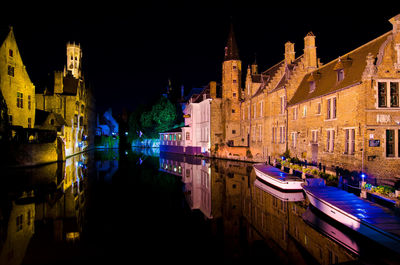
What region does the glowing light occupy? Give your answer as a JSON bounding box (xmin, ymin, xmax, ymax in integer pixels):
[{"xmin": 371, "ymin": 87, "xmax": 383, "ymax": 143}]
[{"xmin": 125, "ymin": 132, "xmax": 128, "ymax": 136}]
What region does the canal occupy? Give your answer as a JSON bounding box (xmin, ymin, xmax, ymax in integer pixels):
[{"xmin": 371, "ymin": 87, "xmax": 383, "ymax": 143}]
[{"xmin": 0, "ymin": 149, "xmax": 399, "ymax": 265}]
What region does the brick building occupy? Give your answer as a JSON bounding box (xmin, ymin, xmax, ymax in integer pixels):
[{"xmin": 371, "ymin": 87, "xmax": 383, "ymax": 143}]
[
  {"xmin": 214, "ymin": 14, "xmax": 400, "ymax": 184},
  {"xmin": 288, "ymin": 15, "xmax": 400, "ymax": 184}
]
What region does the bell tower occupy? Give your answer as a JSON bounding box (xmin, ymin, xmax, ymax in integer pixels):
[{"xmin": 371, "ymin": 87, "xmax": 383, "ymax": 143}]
[{"xmin": 66, "ymin": 42, "xmax": 82, "ymax": 79}]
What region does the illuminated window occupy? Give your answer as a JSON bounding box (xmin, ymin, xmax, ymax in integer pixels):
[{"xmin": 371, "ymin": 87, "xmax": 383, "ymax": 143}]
[
  {"xmin": 337, "ymin": 69, "xmax": 344, "ymax": 82},
  {"xmin": 378, "ymin": 81, "xmax": 399, "ymax": 108},
  {"xmin": 186, "ymin": 132, "xmax": 190, "ymax": 140},
  {"xmin": 326, "ymin": 97, "xmax": 336, "ymax": 119},
  {"xmin": 8, "ymin": 65, "xmax": 14, "ymax": 76},
  {"xmin": 28, "ymin": 95, "xmax": 31, "ymax": 110},
  {"xmin": 344, "ymin": 128, "xmax": 355, "ymax": 155},
  {"xmin": 16, "ymin": 92, "xmax": 23, "ymax": 108},
  {"xmin": 309, "ymin": 81, "xmax": 316, "ymax": 93},
  {"xmin": 326, "ymin": 129, "xmax": 335, "ymax": 152},
  {"xmin": 293, "ymin": 107, "xmax": 298, "ymax": 120}
]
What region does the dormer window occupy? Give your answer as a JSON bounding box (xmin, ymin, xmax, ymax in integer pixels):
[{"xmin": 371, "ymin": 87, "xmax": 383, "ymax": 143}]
[
  {"xmin": 337, "ymin": 69, "xmax": 344, "ymax": 82},
  {"xmin": 309, "ymin": 81, "xmax": 316, "ymax": 93}
]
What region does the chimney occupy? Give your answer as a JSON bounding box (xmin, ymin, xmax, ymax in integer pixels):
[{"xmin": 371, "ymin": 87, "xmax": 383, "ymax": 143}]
[
  {"xmin": 304, "ymin": 32, "xmax": 317, "ymax": 72},
  {"xmin": 210, "ymin": 81, "xmax": 217, "ymax": 99},
  {"xmin": 284, "ymin": 42, "xmax": 295, "ymax": 64}
]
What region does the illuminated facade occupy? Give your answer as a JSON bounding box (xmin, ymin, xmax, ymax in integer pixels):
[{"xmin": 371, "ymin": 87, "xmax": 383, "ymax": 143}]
[
  {"xmin": 36, "ymin": 42, "xmax": 95, "ymax": 158},
  {"xmin": 0, "ymin": 27, "xmax": 35, "ymax": 128},
  {"xmin": 213, "ymin": 14, "xmax": 400, "ymax": 184},
  {"xmin": 287, "ymin": 14, "xmax": 400, "ymax": 184}
]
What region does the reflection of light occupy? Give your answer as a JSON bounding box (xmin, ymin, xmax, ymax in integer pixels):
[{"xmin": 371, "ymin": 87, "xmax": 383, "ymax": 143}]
[
  {"xmin": 125, "ymin": 151, "xmax": 128, "ymax": 155},
  {"xmin": 125, "ymin": 132, "xmax": 128, "ymax": 136},
  {"xmin": 281, "ymin": 156, "xmax": 285, "ymax": 160},
  {"xmin": 66, "ymin": 232, "xmax": 80, "ymax": 241}
]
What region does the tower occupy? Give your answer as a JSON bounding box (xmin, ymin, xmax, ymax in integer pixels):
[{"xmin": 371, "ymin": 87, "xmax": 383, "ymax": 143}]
[
  {"xmin": 222, "ymin": 23, "xmax": 242, "ymax": 145},
  {"xmin": 66, "ymin": 42, "xmax": 82, "ymax": 79},
  {"xmin": 222, "ymin": 24, "xmax": 241, "ymax": 100}
]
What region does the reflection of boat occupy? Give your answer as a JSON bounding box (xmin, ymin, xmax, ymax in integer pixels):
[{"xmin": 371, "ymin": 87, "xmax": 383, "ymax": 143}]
[
  {"xmin": 253, "ymin": 163, "xmax": 304, "ymax": 191},
  {"xmin": 303, "ymin": 182, "xmax": 400, "ymax": 255},
  {"xmin": 302, "ymin": 207, "xmax": 360, "ymax": 255},
  {"xmin": 254, "ymin": 179, "xmax": 304, "ymax": 202}
]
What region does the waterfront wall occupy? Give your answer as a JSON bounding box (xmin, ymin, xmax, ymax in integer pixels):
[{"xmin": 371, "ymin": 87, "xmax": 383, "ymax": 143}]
[
  {"xmin": 9, "ymin": 141, "xmax": 58, "ymax": 167},
  {"xmin": 132, "ymin": 139, "xmax": 160, "ymax": 148}
]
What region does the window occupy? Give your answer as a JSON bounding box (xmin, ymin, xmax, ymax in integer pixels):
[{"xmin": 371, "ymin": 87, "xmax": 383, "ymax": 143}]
[
  {"xmin": 260, "ymin": 101, "xmax": 263, "ymax": 117},
  {"xmin": 280, "ymin": 96, "xmax": 286, "ymax": 114},
  {"xmin": 344, "ymin": 128, "xmax": 355, "ymax": 155},
  {"xmin": 309, "ymin": 81, "xmax": 316, "ymax": 93},
  {"xmin": 9, "ymin": 49, "xmax": 13, "ymax": 57},
  {"xmin": 316, "ymin": 102, "xmax": 321, "ymax": 114},
  {"xmin": 169, "ymin": 134, "xmax": 172, "ymax": 140},
  {"xmin": 253, "ymin": 104, "xmax": 256, "ymax": 118},
  {"xmin": 386, "ymin": 130, "xmax": 395, "ymax": 157},
  {"xmin": 233, "ymin": 92, "xmax": 236, "ymax": 98},
  {"xmin": 232, "ymin": 130, "xmax": 236, "ymax": 134},
  {"xmin": 293, "ymin": 107, "xmax": 298, "ymax": 120},
  {"xmin": 28, "ymin": 118, "xmax": 32, "ymax": 128},
  {"xmin": 8, "ymin": 65, "xmax": 14, "ymax": 76},
  {"xmin": 279, "ymin": 126, "xmax": 286, "ymax": 143},
  {"xmin": 390, "ymin": 82, "xmax": 399, "ymax": 107},
  {"xmin": 311, "ymin": 130, "xmax": 318, "ymax": 143},
  {"xmin": 17, "ymin": 92, "xmax": 23, "ymax": 108},
  {"xmin": 258, "ymin": 125, "xmax": 262, "ymax": 141},
  {"xmin": 378, "ymin": 81, "xmax": 399, "ymax": 108},
  {"xmin": 28, "ymin": 95, "xmax": 31, "ymax": 110},
  {"xmin": 186, "ymin": 132, "xmax": 190, "ymax": 140},
  {"xmin": 291, "ymin": 132, "xmax": 297, "ymax": 148},
  {"xmin": 178, "ymin": 134, "xmax": 182, "ymax": 140},
  {"xmin": 326, "ymin": 129, "xmax": 335, "ymax": 152},
  {"xmin": 232, "ymin": 109, "xmax": 235, "ymax": 113},
  {"xmin": 378, "ymin": 82, "xmax": 387, "ymax": 107},
  {"xmin": 233, "ymin": 79, "xmax": 237, "ymax": 83},
  {"xmin": 303, "ymin": 105, "xmax": 307, "ymax": 117},
  {"xmin": 233, "ymin": 65, "xmax": 237, "ymax": 70},
  {"xmin": 16, "ymin": 214, "xmax": 23, "ymax": 232},
  {"xmin": 337, "ymin": 69, "xmax": 345, "ymax": 82},
  {"xmin": 326, "ymin": 97, "xmax": 336, "ymax": 119}
]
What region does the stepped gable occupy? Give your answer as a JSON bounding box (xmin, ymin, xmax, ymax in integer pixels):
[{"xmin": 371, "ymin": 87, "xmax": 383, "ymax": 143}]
[{"xmin": 288, "ymin": 31, "xmax": 391, "ymax": 106}]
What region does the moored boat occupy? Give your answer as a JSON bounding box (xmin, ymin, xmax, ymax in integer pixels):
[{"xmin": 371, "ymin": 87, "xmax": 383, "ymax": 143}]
[
  {"xmin": 253, "ymin": 163, "xmax": 304, "ymax": 191},
  {"xmin": 303, "ymin": 181, "xmax": 400, "ymax": 255}
]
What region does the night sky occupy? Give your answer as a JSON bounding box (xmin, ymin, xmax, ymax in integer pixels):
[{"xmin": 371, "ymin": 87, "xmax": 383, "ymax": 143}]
[{"xmin": 1, "ymin": 2, "xmax": 398, "ymax": 115}]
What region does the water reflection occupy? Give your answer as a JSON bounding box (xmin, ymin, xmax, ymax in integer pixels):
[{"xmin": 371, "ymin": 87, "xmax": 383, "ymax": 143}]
[
  {"xmin": 0, "ymin": 150, "xmax": 120, "ymax": 265},
  {"xmin": 1, "ymin": 149, "xmax": 399, "ymax": 264},
  {"xmin": 160, "ymin": 152, "xmax": 400, "ymax": 265}
]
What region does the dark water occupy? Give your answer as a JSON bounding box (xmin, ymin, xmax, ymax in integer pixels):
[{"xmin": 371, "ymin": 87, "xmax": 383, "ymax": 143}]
[{"xmin": 0, "ymin": 149, "xmax": 399, "ymax": 265}]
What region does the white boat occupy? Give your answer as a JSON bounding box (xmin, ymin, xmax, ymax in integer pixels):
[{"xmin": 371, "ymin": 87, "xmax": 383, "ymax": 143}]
[
  {"xmin": 303, "ymin": 181, "xmax": 400, "ymax": 255},
  {"xmin": 253, "ymin": 163, "xmax": 304, "ymax": 191}
]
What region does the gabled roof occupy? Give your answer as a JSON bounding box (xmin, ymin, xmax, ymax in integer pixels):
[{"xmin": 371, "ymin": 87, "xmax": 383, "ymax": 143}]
[
  {"xmin": 289, "ymin": 31, "xmax": 391, "ymax": 106},
  {"xmin": 251, "ymin": 56, "xmax": 303, "ymax": 98}
]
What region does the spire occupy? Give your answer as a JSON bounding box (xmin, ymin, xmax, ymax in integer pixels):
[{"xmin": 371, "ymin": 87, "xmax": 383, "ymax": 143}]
[{"xmin": 224, "ymin": 23, "xmax": 239, "ymax": 61}]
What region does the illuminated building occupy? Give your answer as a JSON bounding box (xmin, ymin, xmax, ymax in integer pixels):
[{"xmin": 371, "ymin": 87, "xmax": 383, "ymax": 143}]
[
  {"xmin": 214, "ymin": 14, "xmax": 400, "ymax": 184},
  {"xmin": 287, "ymin": 14, "xmax": 400, "ymax": 184},
  {"xmin": 0, "ymin": 27, "xmax": 35, "ymax": 129},
  {"xmin": 36, "ymin": 42, "xmax": 95, "ymax": 158}
]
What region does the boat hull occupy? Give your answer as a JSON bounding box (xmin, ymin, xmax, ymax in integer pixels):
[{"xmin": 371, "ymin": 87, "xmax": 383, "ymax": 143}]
[
  {"xmin": 253, "ymin": 164, "xmax": 303, "ymax": 191},
  {"xmin": 304, "ymin": 188, "xmax": 361, "ymax": 230}
]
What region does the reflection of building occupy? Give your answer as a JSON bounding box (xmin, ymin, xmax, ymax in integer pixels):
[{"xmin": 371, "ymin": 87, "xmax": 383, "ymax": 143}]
[
  {"xmin": 96, "ymin": 108, "xmax": 118, "ymax": 136},
  {"xmin": 0, "ymin": 198, "xmax": 35, "ymax": 265},
  {"xmin": 159, "ymin": 153, "xmax": 212, "ymax": 218}
]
